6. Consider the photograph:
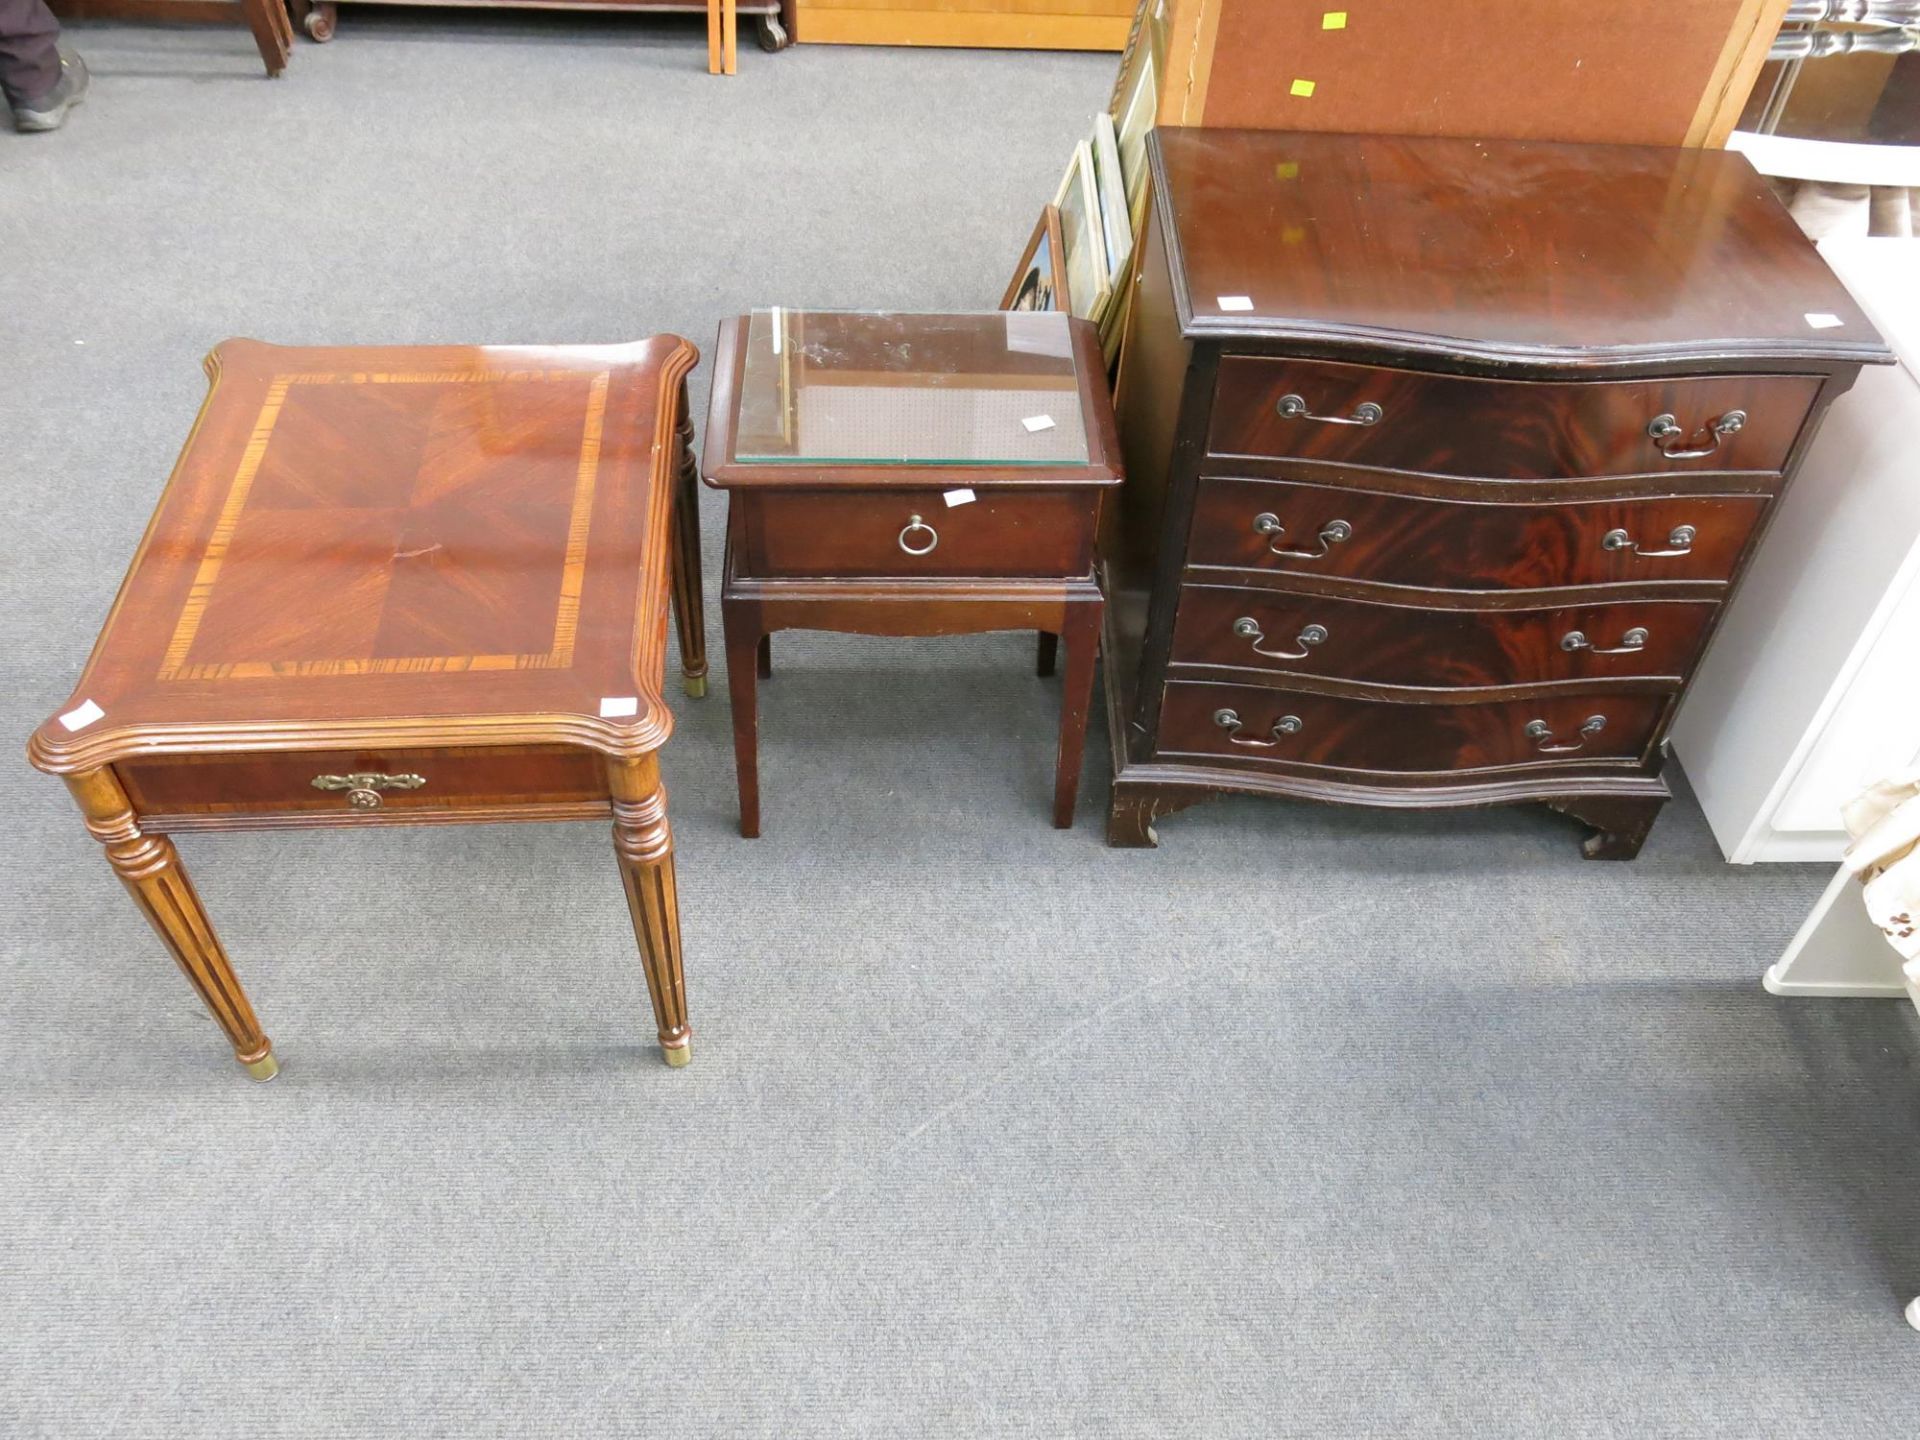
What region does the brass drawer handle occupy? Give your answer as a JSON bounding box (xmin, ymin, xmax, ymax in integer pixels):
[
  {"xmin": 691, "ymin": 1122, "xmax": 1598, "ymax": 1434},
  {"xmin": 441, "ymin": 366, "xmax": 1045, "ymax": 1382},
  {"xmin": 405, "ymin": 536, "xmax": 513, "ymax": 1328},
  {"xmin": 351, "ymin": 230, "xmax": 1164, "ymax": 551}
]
[
  {"xmin": 1647, "ymin": 409, "xmax": 1745, "ymax": 461},
  {"xmin": 898, "ymin": 514, "xmax": 938, "ymax": 556},
  {"xmin": 1277, "ymin": 393, "xmax": 1384, "ymax": 427},
  {"xmin": 1252, "ymin": 513, "xmax": 1352, "ymax": 560},
  {"xmin": 1602, "ymin": 524, "xmax": 1695, "ymax": 558},
  {"xmin": 1561, "ymin": 626, "xmax": 1649, "ymax": 655},
  {"xmin": 312, "ymin": 771, "xmax": 426, "ymax": 811},
  {"xmin": 1233, "ymin": 616, "xmax": 1328, "ymax": 661},
  {"xmin": 1524, "ymin": 716, "xmax": 1606, "ymax": 754},
  {"xmin": 1213, "ymin": 707, "xmax": 1303, "ymax": 747}
]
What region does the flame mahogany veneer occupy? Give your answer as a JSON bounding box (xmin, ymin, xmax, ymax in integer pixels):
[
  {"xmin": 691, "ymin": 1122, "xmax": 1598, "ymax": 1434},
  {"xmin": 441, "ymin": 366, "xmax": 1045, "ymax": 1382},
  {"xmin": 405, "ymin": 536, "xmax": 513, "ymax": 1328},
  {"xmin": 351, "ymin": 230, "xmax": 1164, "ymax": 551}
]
[{"xmin": 1102, "ymin": 130, "xmax": 1892, "ymax": 855}]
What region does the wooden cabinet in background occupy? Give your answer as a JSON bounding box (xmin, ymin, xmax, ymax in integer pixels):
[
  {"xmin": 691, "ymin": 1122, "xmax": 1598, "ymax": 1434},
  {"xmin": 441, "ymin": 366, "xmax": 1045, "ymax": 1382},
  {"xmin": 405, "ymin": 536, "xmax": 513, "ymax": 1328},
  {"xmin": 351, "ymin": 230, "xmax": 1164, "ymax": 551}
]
[
  {"xmin": 1101, "ymin": 128, "xmax": 1890, "ymax": 856},
  {"xmin": 796, "ymin": 0, "xmax": 1132, "ymax": 50}
]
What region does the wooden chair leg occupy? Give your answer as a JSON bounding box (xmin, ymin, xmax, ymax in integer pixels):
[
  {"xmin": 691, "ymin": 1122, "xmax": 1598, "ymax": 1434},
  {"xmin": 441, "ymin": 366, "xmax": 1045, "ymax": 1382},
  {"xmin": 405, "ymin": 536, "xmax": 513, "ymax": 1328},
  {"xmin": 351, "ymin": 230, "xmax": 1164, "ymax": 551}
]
[
  {"xmin": 1036, "ymin": 631, "xmax": 1058, "ymax": 677},
  {"xmin": 707, "ymin": 0, "xmax": 723, "ymax": 72},
  {"xmin": 756, "ymin": 634, "xmax": 772, "ymax": 679},
  {"xmin": 723, "ymin": 0, "xmax": 738, "ymax": 73}
]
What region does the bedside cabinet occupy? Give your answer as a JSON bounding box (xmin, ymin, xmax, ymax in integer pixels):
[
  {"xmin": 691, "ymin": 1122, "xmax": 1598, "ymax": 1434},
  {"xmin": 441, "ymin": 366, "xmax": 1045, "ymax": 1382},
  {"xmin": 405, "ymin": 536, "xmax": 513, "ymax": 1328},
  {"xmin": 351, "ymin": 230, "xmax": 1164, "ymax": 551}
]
[{"xmin": 1102, "ymin": 129, "xmax": 1892, "ymax": 856}]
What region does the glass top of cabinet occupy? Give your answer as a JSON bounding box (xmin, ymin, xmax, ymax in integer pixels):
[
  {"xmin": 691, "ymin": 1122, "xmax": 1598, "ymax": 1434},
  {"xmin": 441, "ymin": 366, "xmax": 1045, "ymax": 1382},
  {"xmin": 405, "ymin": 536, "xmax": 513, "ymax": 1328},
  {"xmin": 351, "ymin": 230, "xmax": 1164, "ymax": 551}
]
[{"xmin": 732, "ymin": 309, "xmax": 1091, "ymax": 466}]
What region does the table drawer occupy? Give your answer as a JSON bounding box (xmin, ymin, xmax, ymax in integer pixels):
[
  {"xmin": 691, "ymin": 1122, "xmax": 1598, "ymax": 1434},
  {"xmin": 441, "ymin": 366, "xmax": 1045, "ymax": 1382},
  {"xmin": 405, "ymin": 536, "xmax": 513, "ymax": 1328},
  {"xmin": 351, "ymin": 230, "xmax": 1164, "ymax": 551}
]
[
  {"xmin": 1156, "ymin": 682, "xmax": 1668, "ymax": 773},
  {"xmin": 738, "ymin": 488, "xmax": 1096, "ymax": 579},
  {"xmin": 118, "ymin": 745, "xmax": 609, "ymax": 821},
  {"xmin": 1188, "ymin": 477, "xmax": 1768, "ymax": 590},
  {"xmin": 1209, "ymin": 357, "xmax": 1818, "ymax": 480},
  {"xmin": 1170, "ymin": 586, "xmax": 1720, "ymax": 688}
]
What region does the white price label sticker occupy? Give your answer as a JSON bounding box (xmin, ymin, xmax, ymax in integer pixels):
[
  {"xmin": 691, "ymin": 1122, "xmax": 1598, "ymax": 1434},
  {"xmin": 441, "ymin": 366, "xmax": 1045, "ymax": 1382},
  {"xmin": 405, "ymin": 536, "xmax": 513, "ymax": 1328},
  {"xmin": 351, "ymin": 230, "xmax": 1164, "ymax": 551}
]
[
  {"xmin": 598, "ymin": 696, "xmax": 640, "ymax": 719},
  {"xmin": 59, "ymin": 699, "xmax": 105, "ymax": 732},
  {"xmin": 1805, "ymin": 312, "xmax": 1843, "ymax": 330},
  {"xmin": 943, "ymin": 488, "xmax": 977, "ymax": 507},
  {"xmin": 1021, "ymin": 415, "xmax": 1056, "ymax": 434},
  {"xmin": 1217, "ymin": 295, "xmax": 1255, "ymax": 312}
]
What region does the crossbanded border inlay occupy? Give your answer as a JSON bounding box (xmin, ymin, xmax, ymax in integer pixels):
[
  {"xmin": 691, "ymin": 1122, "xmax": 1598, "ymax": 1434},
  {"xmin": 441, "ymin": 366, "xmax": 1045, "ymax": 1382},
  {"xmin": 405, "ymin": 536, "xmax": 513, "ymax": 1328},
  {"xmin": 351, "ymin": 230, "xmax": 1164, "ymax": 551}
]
[{"xmin": 158, "ymin": 369, "xmax": 611, "ymax": 682}]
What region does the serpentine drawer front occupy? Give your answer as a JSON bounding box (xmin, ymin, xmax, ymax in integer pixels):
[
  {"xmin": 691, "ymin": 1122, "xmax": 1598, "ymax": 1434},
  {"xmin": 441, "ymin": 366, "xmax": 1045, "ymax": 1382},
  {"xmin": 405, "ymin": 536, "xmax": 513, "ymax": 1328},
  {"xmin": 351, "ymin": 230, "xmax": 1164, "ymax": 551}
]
[
  {"xmin": 738, "ymin": 488, "xmax": 1096, "ymax": 579},
  {"xmin": 1100, "ymin": 129, "xmax": 1889, "ymax": 855},
  {"xmin": 1155, "ymin": 682, "xmax": 1670, "ymax": 774},
  {"xmin": 1208, "ymin": 357, "xmax": 1818, "ymax": 480},
  {"xmin": 1168, "ymin": 586, "xmax": 1720, "ymax": 689},
  {"xmin": 1186, "ymin": 477, "xmax": 1770, "ymax": 591}
]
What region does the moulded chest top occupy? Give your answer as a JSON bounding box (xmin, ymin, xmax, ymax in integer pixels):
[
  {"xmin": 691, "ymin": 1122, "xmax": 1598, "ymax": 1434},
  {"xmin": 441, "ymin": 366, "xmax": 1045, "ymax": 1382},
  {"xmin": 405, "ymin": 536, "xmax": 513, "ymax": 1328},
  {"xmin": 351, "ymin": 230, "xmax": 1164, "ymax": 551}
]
[
  {"xmin": 30, "ymin": 336, "xmax": 697, "ymax": 773},
  {"xmin": 1150, "ymin": 128, "xmax": 1892, "ymax": 369}
]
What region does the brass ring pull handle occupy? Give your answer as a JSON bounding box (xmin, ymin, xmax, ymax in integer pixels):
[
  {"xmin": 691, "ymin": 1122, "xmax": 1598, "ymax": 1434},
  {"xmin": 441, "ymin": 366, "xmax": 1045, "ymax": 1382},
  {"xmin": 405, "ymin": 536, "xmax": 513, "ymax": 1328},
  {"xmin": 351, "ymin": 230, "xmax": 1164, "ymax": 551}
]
[
  {"xmin": 1252, "ymin": 513, "xmax": 1353, "ymax": 560},
  {"xmin": 1647, "ymin": 409, "xmax": 1745, "ymax": 460},
  {"xmin": 1277, "ymin": 393, "xmax": 1384, "ymax": 427},
  {"xmin": 1523, "ymin": 716, "xmax": 1606, "ymax": 754},
  {"xmin": 1602, "ymin": 524, "xmax": 1695, "ymax": 558},
  {"xmin": 312, "ymin": 771, "xmax": 427, "ymax": 811},
  {"xmin": 1213, "ymin": 707, "xmax": 1304, "ymax": 747},
  {"xmin": 1561, "ymin": 626, "xmax": 1649, "ymax": 655},
  {"xmin": 898, "ymin": 514, "xmax": 938, "ymax": 556},
  {"xmin": 1233, "ymin": 616, "xmax": 1329, "ymax": 660}
]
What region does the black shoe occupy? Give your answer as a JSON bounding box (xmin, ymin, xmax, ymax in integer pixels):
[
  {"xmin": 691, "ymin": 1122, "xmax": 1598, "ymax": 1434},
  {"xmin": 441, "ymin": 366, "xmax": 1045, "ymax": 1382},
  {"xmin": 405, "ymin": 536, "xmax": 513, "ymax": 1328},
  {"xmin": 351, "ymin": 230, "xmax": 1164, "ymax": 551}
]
[{"xmin": 12, "ymin": 50, "xmax": 89, "ymax": 133}]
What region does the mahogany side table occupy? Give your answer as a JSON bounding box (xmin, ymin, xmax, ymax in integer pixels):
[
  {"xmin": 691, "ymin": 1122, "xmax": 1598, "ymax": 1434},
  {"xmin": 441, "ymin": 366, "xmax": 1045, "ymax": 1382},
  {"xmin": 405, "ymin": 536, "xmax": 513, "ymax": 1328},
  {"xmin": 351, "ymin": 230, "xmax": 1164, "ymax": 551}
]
[
  {"xmin": 28, "ymin": 337, "xmax": 709, "ymax": 1079},
  {"xmin": 702, "ymin": 310, "xmax": 1122, "ymax": 836}
]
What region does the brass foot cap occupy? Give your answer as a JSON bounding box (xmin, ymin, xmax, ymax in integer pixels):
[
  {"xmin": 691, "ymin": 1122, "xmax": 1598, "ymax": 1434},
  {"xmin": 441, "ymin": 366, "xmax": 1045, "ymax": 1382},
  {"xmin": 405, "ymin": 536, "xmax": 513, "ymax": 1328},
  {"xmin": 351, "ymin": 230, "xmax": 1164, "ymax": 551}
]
[
  {"xmin": 683, "ymin": 674, "xmax": 707, "ymax": 699},
  {"xmin": 662, "ymin": 1041, "xmax": 692, "ymax": 1068},
  {"xmin": 243, "ymin": 1052, "xmax": 280, "ymax": 1082}
]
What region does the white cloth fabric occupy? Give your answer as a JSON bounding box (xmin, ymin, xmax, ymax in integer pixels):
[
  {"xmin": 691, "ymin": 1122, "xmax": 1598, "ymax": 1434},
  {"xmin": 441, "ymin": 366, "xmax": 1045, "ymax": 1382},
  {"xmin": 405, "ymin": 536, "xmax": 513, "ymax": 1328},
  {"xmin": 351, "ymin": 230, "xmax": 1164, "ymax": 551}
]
[{"xmin": 1841, "ymin": 767, "xmax": 1920, "ymax": 973}]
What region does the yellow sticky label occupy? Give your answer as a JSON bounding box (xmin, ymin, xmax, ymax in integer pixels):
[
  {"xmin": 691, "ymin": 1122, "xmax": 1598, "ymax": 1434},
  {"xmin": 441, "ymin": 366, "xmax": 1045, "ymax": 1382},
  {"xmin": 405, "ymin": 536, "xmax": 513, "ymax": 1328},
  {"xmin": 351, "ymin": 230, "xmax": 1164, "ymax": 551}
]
[
  {"xmin": 1276, "ymin": 161, "xmax": 1300, "ymax": 180},
  {"xmin": 1322, "ymin": 10, "xmax": 1347, "ymax": 29},
  {"xmin": 1291, "ymin": 78, "xmax": 1316, "ymax": 98},
  {"xmin": 1283, "ymin": 226, "xmax": 1307, "ymax": 246}
]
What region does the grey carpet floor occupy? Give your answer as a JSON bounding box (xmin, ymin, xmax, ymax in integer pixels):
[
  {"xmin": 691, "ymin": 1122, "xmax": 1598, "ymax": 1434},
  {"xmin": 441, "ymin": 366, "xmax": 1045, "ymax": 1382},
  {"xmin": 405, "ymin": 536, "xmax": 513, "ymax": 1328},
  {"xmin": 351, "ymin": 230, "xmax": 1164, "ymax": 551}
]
[{"xmin": 4, "ymin": 15, "xmax": 1920, "ymax": 1438}]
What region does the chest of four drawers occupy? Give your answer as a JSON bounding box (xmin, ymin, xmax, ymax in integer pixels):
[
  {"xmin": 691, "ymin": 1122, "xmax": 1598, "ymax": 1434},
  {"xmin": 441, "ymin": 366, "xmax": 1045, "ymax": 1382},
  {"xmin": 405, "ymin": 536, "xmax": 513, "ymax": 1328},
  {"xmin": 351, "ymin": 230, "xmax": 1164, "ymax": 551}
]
[{"xmin": 1152, "ymin": 357, "xmax": 1821, "ymax": 781}]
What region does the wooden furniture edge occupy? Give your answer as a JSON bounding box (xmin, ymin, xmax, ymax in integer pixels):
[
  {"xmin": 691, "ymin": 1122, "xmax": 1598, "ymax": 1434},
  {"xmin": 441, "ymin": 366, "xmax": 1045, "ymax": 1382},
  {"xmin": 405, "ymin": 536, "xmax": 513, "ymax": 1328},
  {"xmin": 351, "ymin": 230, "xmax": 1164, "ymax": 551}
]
[{"xmin": 27, "ymin": 335, "xmax": 701, "ymax": 774}]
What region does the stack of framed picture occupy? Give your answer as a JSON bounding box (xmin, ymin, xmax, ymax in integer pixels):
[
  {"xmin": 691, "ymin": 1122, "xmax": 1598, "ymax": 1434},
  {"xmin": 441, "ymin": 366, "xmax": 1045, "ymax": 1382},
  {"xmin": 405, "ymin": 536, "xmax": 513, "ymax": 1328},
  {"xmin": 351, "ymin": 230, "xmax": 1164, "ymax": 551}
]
[{"xmin": 1000, "ymin": 0, "xmax": 1166, "ymax": 365}]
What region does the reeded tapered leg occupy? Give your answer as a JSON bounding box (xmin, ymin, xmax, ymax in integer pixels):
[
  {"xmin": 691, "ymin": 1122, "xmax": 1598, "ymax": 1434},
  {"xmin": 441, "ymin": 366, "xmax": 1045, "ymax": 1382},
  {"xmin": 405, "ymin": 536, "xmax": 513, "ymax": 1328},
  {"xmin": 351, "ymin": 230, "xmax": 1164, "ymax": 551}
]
[
  {"xmin": 669, "ymin": 397, "xmax": 709, "ymax": 698},
  {"xmin": 63, "ymin": 768, "xmax": 276, "ymax": 1079},
  {"xmin": 1052, "ymin": 603, "xmax": 1101, "ymax": 828},
  {"xmin": 1036, "ymin": 631, "xmax": 1058, "ymax": 677},
  {"xmin": 608, "ymin": 755, "xmax": 692, "ymax": 1067},
  {"xmin": 723, "ymin": 602, "xmax": 763, "ymax": 838}
]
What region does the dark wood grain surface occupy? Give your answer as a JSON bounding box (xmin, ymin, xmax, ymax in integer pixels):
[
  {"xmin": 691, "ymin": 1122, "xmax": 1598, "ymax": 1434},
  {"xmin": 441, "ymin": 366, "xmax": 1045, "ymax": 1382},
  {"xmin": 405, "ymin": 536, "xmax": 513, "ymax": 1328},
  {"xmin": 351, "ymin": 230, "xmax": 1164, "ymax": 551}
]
[
  {"xmin": 1208, "ymin": 357, "xmax": 1816, "ymax": 480},
  {"xmin": 1168, "ymin": 586, "xmax": 1719, "ymax": 691},
  {"xmin": 738, "ymin": 488, "xmax": 1097, "ymax": 579},
  {"xmin": 1156, "ymin": 682, "xmax": 1669, "ymax": 775},
  {"xmin": 1150, "ymin": 129, "xmax": 1890, "ymax": 367},
  {"xmin": 1186, "ymin": 477, "xmax": 1769, "ymax": 591}
]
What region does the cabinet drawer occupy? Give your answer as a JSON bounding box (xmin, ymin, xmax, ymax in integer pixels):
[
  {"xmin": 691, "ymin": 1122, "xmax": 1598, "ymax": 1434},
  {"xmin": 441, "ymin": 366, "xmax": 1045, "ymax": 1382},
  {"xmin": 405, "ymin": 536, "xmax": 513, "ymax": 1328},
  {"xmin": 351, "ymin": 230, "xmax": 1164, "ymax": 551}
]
[
  {"xmin": 1209, "ymin": 357, "xmax": 1817, "ymax": 480},
  {"xmin": 1188, "ymin": 477, "xmax": 1768, "ymax": 591},
  {"xmin": 1156, "ymin": 682, "xmax": 1668, "ymax": 774},
  {"xmin": 1170, "ymin": 586, "xmax": 1719, "ymax": 688},
  {"xmin": 118, "ymin": 745, "xmax": 609, "ymax": 822},
  {"xmin": 739, "ymin": 489, "xmax": 1096, "ymax": 579}
]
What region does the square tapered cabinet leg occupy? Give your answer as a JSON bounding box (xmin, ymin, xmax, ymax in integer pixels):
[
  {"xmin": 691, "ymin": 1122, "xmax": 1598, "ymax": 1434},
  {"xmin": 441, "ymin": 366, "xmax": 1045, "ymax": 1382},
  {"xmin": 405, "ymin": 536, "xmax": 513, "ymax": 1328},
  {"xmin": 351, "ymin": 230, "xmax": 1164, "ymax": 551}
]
[
  {"xmin": 1052, "ymin": 600, "xmax": 1102, "ymax": 828},
  {"xmin": 608, "ymin": 756, "xmax": 693, "ymax": 1067},
  {"xmin": 64, "ymin": 769, "xmax": 277, "ymax": 1080},
  {"xmin": 722, "ymin": 602, "xmax": 762, "ymax": 839}
]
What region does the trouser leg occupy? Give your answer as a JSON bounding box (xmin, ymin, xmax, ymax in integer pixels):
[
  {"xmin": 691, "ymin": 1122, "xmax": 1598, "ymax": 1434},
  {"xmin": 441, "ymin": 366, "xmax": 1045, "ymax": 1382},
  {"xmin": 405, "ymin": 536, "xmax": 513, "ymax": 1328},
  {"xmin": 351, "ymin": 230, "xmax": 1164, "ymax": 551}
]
[{"xmin": 0, "ymin": 0, "xmax": 61, "ymax": 104}]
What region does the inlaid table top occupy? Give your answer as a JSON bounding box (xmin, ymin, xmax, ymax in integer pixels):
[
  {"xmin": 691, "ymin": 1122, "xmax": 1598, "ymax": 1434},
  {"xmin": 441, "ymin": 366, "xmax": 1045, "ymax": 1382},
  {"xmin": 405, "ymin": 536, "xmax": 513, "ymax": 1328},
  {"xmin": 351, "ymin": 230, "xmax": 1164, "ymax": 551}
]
[{"xmin": 31, "ymin": 337, "xmax": 698, "ymax": 774}]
